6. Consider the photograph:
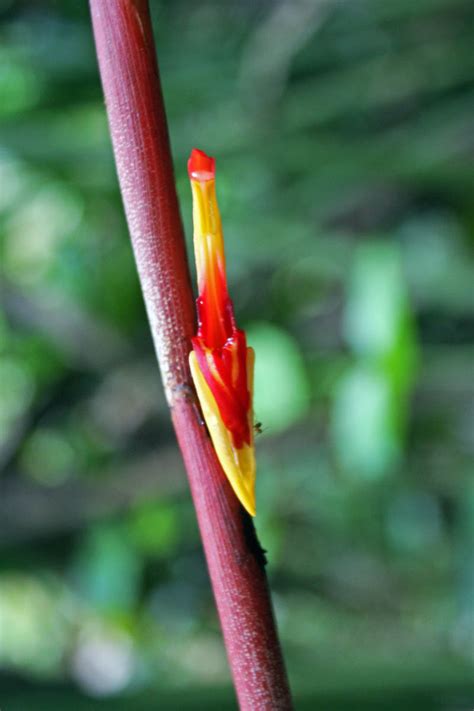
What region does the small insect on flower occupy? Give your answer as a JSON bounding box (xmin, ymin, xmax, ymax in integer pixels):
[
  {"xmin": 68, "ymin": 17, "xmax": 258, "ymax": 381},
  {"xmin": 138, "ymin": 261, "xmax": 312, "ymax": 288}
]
[{"xmin": 188, "ymin": 148, "xmax": 256, "ymax": 516}]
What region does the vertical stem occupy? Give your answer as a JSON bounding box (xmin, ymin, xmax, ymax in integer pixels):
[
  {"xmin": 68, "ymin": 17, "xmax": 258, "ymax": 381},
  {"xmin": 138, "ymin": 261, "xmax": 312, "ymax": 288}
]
[{"xmin": 89, "ymin": 2, "xmax": 293, "ymax": 709}]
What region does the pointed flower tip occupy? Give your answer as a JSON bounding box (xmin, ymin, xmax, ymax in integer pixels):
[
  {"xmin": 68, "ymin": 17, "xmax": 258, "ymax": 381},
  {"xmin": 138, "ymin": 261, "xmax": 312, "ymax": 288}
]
[{"xmin": 188, "ymin": 148, "xmax": 215, "ymax": 182}]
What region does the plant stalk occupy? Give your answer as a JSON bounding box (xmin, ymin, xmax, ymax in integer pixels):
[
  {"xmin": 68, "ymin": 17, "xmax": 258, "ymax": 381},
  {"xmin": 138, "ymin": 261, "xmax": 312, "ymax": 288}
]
[{"xmin": 89, "ymin": 1, "xmax": 292, "ymax": 708}]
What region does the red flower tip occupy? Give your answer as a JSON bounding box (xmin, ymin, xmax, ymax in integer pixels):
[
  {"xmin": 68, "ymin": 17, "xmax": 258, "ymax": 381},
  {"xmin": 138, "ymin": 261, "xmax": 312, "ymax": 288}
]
[{"xmin": 188, "ymin": 148, "xmax": 215, "ymax": 182}]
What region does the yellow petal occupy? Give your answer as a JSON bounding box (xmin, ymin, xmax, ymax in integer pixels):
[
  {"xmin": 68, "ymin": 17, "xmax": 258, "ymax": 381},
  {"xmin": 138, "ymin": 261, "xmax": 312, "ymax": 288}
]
[
  {"xmin": 189, "ymin": 350, "xmax": 256, "ymax": 516},
  {"xmin": 190, "ymin": 177, "xmax": 226, "ymax": 298}
]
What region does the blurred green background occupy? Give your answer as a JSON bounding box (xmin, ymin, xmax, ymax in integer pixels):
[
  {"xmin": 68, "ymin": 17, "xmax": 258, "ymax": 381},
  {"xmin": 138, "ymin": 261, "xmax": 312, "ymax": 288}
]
[{"xmin": 1, "ymin": 0, "xmax": 473, "ymax": 709}]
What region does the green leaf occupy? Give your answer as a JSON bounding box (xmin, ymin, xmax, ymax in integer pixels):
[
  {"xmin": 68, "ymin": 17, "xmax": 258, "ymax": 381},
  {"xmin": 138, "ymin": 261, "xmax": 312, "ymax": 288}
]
[{"xmin": 246, "ymin": 322, "xmax": 310, "ymax": 433}]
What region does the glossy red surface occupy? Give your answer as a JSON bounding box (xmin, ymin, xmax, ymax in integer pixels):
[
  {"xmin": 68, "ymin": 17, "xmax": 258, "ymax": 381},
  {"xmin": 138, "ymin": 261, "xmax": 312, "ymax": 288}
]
[
  {"xmin": 192, "ymin": 329, "xmax": 251, "ymax": 449},
  {"xmin": 188, "ymin": 147, "xmax": 216, "ymax": 181}
]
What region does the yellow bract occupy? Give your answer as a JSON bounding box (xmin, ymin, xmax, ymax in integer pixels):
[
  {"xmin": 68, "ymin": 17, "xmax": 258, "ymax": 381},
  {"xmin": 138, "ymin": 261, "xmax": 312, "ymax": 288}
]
[
  {"xmin": 190, "ymin": 177, "xmax": 225, "ymax": 297},
  {"xmin": 189, "ymin": 348, "xmax": 256, "ymax": 516}
]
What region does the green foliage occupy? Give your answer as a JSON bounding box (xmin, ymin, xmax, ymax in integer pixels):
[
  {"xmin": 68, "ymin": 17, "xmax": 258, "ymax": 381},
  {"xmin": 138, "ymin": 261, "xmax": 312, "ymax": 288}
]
[
  {"xmin": 333, "ymin": 242, "xmax": 418, "ymax": 478},
  {"xmin": 247, "ymin": 322, "xmax": 310, "ymax": 432}
]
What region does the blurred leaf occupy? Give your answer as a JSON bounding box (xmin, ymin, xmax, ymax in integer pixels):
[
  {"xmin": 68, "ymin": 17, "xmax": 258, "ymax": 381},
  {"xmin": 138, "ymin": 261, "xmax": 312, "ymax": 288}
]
[
  {"xmin": 332, "ymin": 365, "xmax": 399, "ymax": 478},
  {"xmin": 0, "ymin": 47, "xmax": 41, "ymax": 116},
  {"xmin": 386, "ymin": 490, "xmax": 443, "ymax": 553},
  {"xmin": 0, "ymin": 357, "xmax": 35, "ymax": 446},
  {"xmin": 343, "ymin": 242, "xmax": 410, "ymax": 358},
  {"xmin": 71, "ymin": 524, "xmax": 142, "ymax": 614},
  {"xmin": 0, "ymin": 574, "xmax": 72, "ymax": 677},
  {"xmin": 246, "ymin": 322, "xmax": 310, "ymax": 433},
  {"xmin": 129, "ymin": 502, "xmax": 179, "ymax": 557},
  {"xmin": 20, "ymin": 427, "xmax": 75, "ymax": 486},
  {"xmin": 333, "ymin": 241, "xmax": 418, "ymax": 478}
]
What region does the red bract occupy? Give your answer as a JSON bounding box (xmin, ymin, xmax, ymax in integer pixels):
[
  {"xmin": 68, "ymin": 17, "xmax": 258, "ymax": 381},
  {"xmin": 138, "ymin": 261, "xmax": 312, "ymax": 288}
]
[
  {"xmin": 188, "ymin": 148, "xmax": 256, "ymax": 515},
  {"xmin": 192, "ymin": 327, "xmax": 251, "ymax": 450}
]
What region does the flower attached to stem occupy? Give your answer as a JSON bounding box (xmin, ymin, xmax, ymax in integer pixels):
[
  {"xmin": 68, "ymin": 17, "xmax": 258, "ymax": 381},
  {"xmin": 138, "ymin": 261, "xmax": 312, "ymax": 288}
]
[{"xmin": 188, "ymin": 148, "xmax": 256, "ymax": 516}]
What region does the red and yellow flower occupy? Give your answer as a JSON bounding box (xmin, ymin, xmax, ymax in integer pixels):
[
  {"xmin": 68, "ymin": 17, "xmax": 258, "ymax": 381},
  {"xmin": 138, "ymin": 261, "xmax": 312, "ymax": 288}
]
[{"xmin": 188, "ymin": 148, "xmax": 256, "ymax": 516}]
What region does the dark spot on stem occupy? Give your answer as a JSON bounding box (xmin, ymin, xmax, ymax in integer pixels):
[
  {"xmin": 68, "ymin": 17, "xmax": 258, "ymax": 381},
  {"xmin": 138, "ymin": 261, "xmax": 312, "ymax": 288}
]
[{"xmin": 241, "ymin": 509, "xmax": 268, "ymax": 568}]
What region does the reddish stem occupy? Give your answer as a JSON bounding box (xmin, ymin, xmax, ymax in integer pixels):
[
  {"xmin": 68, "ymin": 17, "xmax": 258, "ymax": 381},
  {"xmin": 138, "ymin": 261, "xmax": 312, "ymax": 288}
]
[{"xmin": 89, "ymin": 2, "xmax": 292, "ymax": 708}]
